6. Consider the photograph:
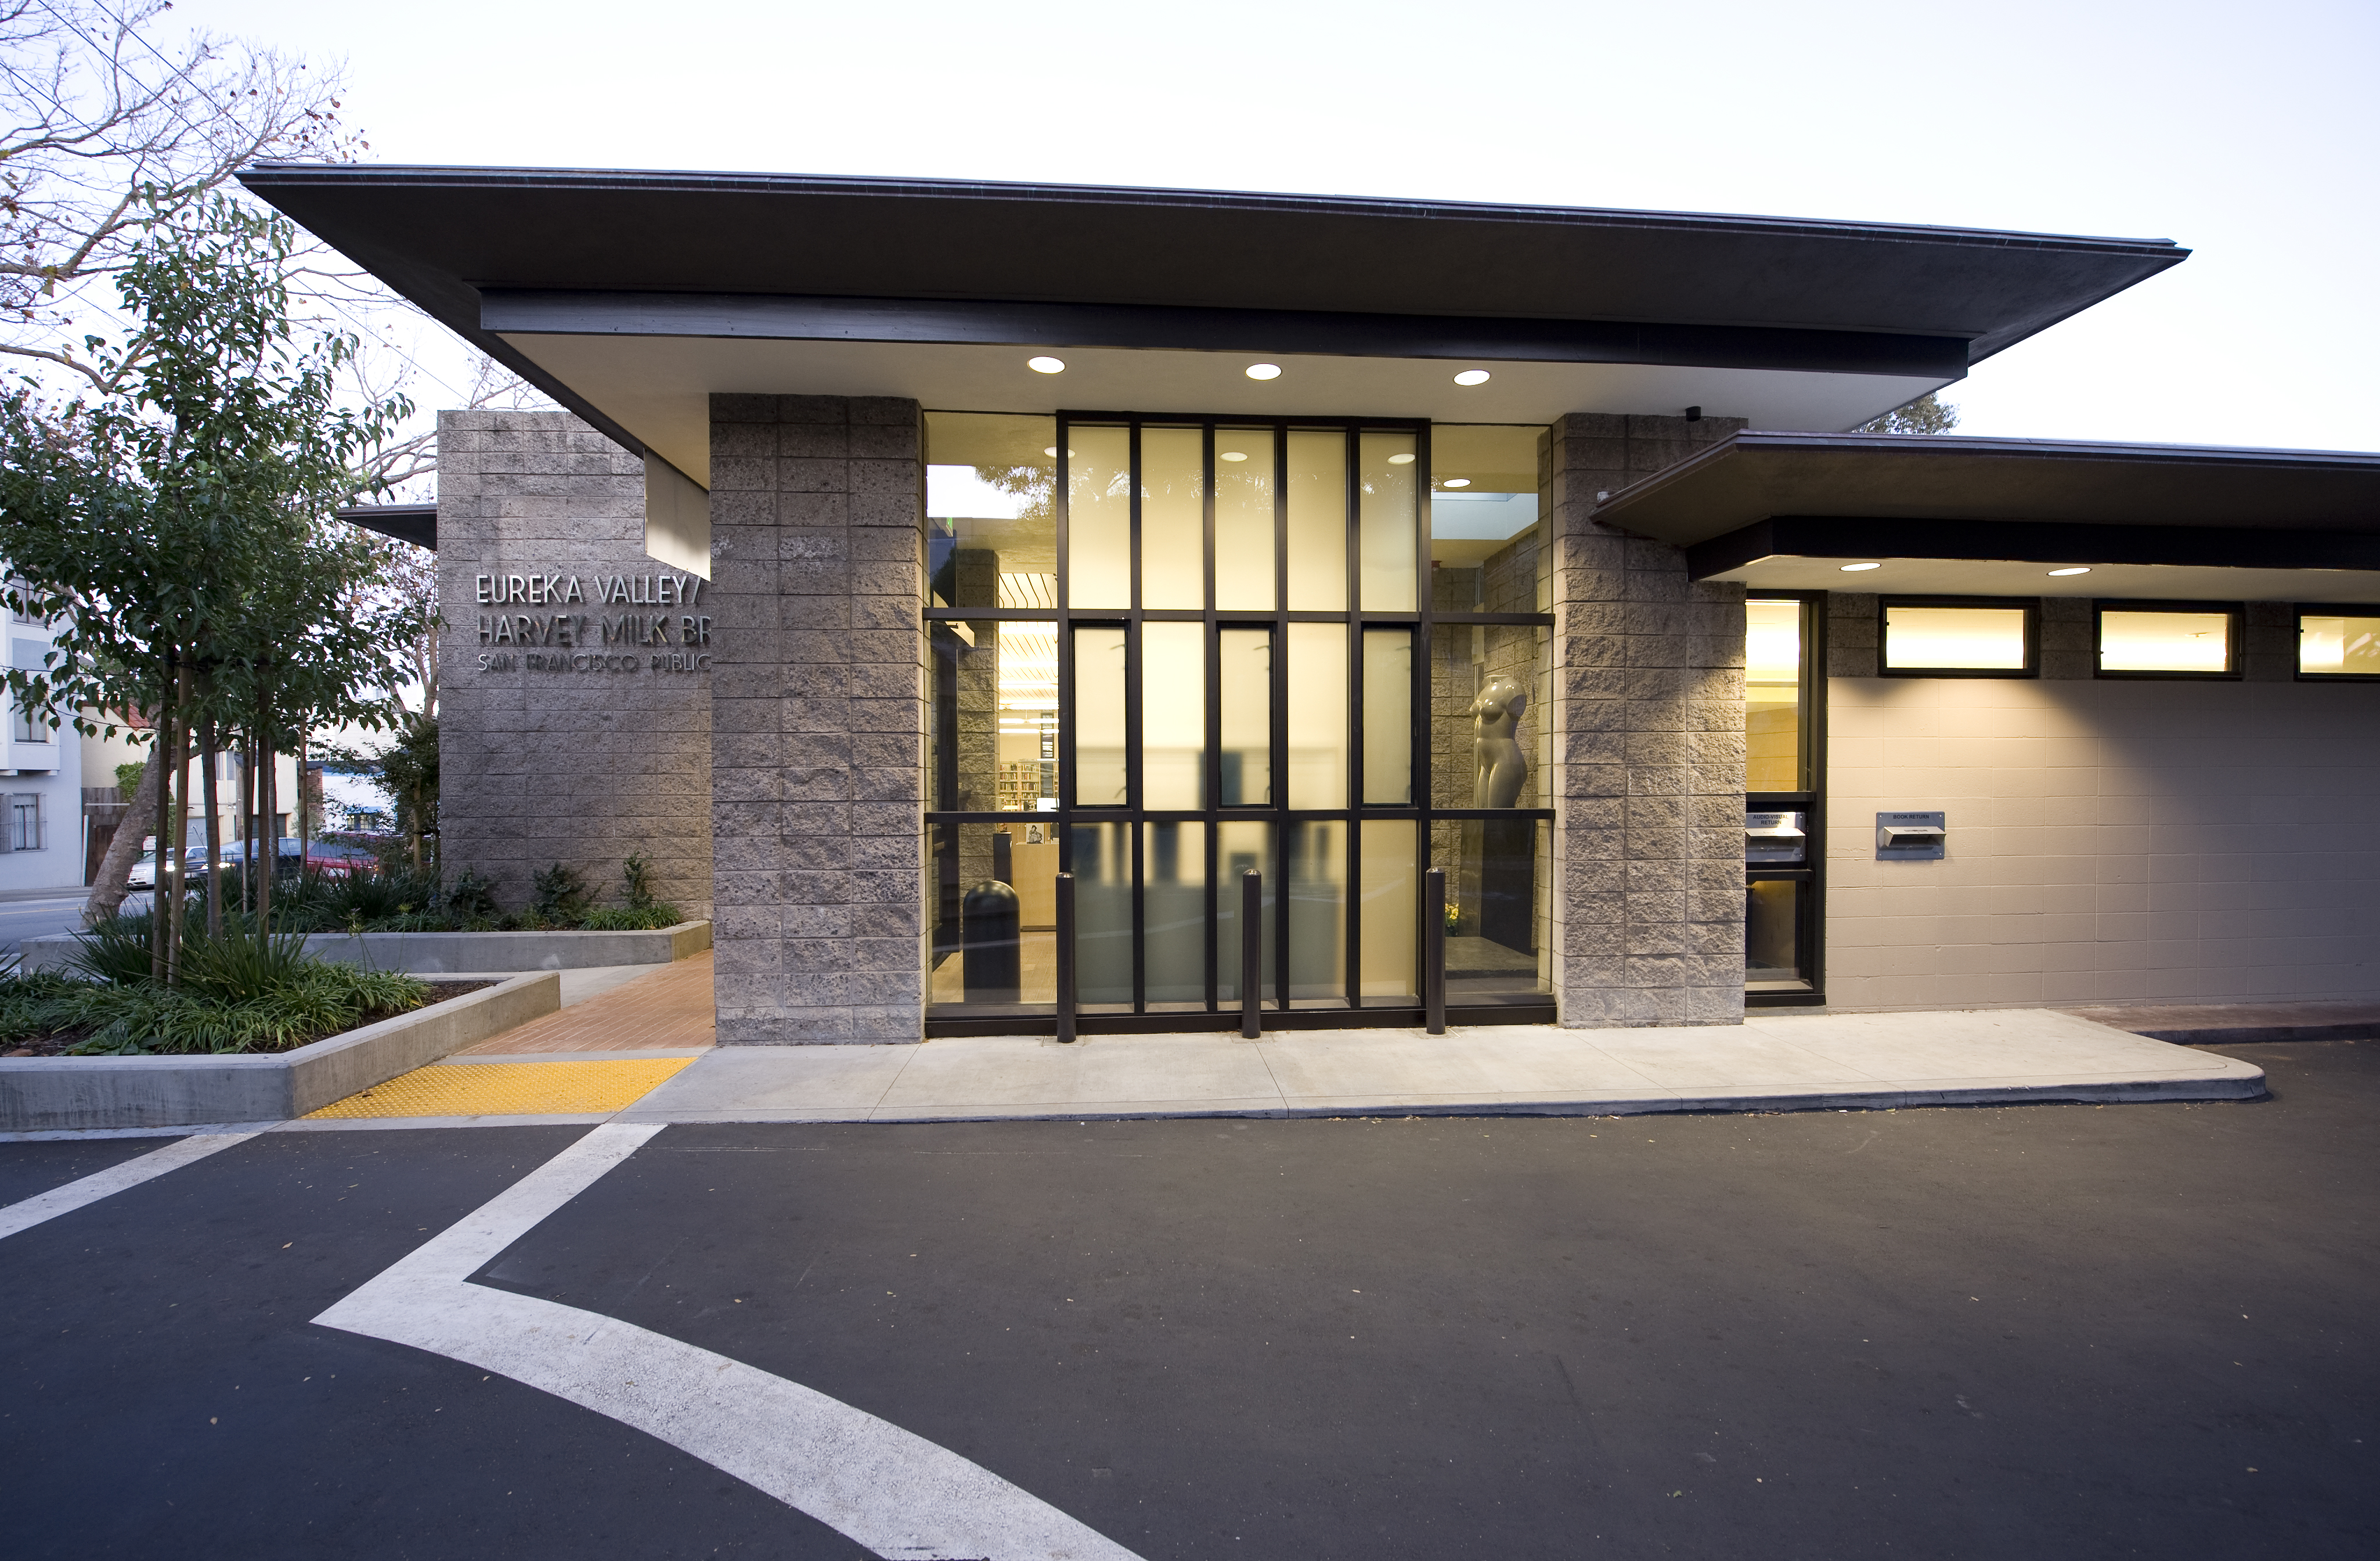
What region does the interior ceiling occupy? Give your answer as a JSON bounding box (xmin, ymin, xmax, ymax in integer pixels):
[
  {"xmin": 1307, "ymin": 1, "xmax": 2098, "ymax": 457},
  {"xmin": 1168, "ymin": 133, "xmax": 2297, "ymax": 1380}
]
[
  {"xmin": 1715, "ymin": 556, "xmax": 2380, "ymax": 603},
  {"xmin": 499, "ymin": 332, "xmax": 1943, "ymax": 488}
]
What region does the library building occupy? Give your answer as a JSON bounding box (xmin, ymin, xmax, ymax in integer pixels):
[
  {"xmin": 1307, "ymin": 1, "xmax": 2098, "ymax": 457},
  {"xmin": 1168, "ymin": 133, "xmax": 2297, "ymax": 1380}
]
[{"xmin": 246, "ymin": 163, "xmax": 2380, "ymax": 1041}]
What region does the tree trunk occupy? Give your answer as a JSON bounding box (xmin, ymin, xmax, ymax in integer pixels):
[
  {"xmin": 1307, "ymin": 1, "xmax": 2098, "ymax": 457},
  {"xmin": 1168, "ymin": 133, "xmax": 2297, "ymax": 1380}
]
[
  {"xmin": 256, "ymin": 727, "xmax": 275, "ymax": 931},
  {"xmin": 150, "ymin": 681, "xmax": 174, "ymax": 982},
  {"xmin": 164, "ymin": 666, "xmax": 193, "ymax": 983},
  {"xmin": 201, "ymin": 716, "xmax": 222, "ymax": 940},
  {"xmin": 85, "ymin": 748, "xmax": 162, "ymax": 924},
  {"xmin": 297, "ymin": 730, "xmax": 311, "ymax": 893}
]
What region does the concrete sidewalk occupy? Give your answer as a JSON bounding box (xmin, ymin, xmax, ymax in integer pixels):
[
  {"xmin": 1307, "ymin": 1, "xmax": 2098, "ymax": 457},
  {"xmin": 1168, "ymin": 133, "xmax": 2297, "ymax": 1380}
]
[{"xmin": 619, "ymin": 1008, "xmax": 2264, "ymax": 1125}]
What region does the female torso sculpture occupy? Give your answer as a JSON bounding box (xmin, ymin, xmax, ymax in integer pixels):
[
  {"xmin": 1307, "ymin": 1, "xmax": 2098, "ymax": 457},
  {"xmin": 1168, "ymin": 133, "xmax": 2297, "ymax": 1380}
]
[{"xmin": 1468, "ymin": 673, "xmax": 1529, "ymax": 808}]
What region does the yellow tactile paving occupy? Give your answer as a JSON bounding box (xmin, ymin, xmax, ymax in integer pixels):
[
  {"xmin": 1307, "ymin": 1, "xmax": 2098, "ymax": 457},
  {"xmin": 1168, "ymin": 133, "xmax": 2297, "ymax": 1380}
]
[{"xmin": 305, "ymin": 1057, "xmax": 696, "ymax": 1119}]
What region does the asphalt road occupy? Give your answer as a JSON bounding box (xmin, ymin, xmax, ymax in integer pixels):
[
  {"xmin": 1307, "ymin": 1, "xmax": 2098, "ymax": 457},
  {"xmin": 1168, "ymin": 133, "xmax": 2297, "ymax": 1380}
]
[
  {"xmin": 0, "ymin": 892, "xmax": 87, "ymax": 957},
  {"xmin": 2, "ymin": 1043, "xmax": 2375, "ymax": 1559}
]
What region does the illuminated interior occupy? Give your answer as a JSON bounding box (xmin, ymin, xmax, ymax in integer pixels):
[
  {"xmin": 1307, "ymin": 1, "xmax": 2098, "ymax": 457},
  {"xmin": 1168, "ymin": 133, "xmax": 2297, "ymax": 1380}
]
[
  {"xmin": 2299, "ymin": 614, "xmax": 2380, "ymax": 676},
  {"xmin": 1882, "ymin": 605, "xmax": 2031, "ymax": 672},
  {"xmin": 1745, "ymin": 599, "xmax": 1803, "ymax": 791},
  {"xmin": 2098, "ymin": 609, "xmax": 2231, "ymax": 673}
]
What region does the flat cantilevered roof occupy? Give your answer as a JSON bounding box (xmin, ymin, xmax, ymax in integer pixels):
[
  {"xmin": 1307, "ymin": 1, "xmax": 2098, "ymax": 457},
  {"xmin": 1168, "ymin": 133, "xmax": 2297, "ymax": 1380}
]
[
  {"xmin": 1593, "ymin": 431, "xmax": 2380, "ymax": 601},
  {"xmin": 239, "ymin": 164, "xmax": 2188, "ymax": 486}
]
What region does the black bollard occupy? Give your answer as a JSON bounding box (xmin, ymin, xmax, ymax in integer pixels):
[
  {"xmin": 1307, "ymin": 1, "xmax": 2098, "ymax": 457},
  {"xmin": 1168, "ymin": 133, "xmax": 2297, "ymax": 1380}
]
[
  {"xmin": 961, "ymin": 879, "xmax": 1020, "ymax": 1004},
  {"xmin": 1054, "ymin": 871, "xmax": 1077, "ymax": 1043},
  {"xmin": 1241, "ymin": 868, "xmax": 1263, "ymax": 1039},
  {"xmin": 1424, "ymin": 866, "xmax": 1447, "ymax": 1036}
]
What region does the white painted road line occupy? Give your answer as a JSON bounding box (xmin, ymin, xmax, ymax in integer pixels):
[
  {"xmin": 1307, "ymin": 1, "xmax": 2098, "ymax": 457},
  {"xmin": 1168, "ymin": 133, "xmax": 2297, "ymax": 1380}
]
[
  {"xmin": 0, "ymin": 1131, "xmax": 261, "ymax": 1240},
  {"xmin": 316, "ymin": 1122, "xmax": 1145, "ymax": 1561}
]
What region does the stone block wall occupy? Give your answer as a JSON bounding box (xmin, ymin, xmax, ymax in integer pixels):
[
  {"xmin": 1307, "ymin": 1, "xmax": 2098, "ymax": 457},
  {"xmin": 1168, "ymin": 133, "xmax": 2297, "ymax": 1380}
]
[
  {"xmin": 707, "ymin": 394, "xmax": 926, "ymax": 1044},
  {"xmin": 1545, "ymin": 413, "xmax": 1748, "ymax": 1026},
  {"xmin": 436, "ymin": 410, "xmax": 713, "ymax": 920}
]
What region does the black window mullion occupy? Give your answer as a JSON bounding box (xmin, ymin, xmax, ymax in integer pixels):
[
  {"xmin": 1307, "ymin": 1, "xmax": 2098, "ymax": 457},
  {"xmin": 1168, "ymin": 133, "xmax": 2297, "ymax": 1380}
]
[
  {"xmin": 1343, "ymin": 427, "xmax": 1364, "ymax": 1006},
  {"xmin": 1130, "ymin": 815, "xmax": 1146, "ymax": 1014},
  {"xmin": 1415, "ymin": 421, "xmax": 1435, "ymax": 1003}
]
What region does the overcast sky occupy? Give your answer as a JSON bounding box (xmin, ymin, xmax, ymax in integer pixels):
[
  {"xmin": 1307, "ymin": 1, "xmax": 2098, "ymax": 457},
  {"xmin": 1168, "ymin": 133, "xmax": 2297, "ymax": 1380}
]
[{"xmin": 187, "ymin": 0, "xmax": 2379, "ymax": 452}]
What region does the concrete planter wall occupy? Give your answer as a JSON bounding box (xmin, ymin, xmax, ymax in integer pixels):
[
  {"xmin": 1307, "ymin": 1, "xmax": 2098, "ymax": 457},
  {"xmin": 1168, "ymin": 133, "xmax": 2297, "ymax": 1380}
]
[
  {"xmin": 20, "ymin": 920, "xmax": 711, "ymax": 976},
  {"xmin": 0, "ymin": 970, "xmax": 560, "ymax": 1133}
]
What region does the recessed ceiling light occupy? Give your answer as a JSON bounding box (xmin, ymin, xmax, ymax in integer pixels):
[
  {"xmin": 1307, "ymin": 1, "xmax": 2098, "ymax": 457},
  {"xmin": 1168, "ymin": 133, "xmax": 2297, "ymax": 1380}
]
[
  {"xmin": 1387, "ymin": 453, "xmax": 1416, "ymax": 465},
  {"xmin": 1442, "ymin": 478, "xmax": 1472, "ymax": 488},
  {"xmin": 1245, "ymin": 363, "xmax": 1282, "ymax": 380},
  {"xmin": 1220, "ymin": 450, "xmax": 1248, "ymax": 462},
  {"xmin": 2047, "ymin": 566, "xmax": 2091, "ymax": 576},
  {"xmin": 1027, "ymin": 356, "xmax": 1065, "ymax": 374},
  {"xmin": 1453, "ymin": 370, "xmax": 1491, "ymax": 386},
  {"xmin": 1841, "ymin": 561, "xmax": 1882, "ymax": 572}
]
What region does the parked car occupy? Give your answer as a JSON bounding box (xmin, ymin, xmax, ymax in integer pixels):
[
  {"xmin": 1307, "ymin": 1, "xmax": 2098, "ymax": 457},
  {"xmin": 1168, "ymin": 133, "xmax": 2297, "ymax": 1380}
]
[{"xmin": 125, "ymin": 843, "xmax": 208, "ymax": 889}]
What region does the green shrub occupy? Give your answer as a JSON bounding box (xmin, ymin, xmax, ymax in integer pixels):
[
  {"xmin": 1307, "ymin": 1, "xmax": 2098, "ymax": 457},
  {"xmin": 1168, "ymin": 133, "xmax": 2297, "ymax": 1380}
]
[
  {"xmin": 70, "ymin": 912, "xmax": 160, "ymax": 985},
  {"xmin": 0, "ymin": 954, "xmax": 428, "ymax": 1055},
  {"xmin": 444, "ymin": 866, "xmax": 498, "ymax": 919},
  {"xmin": 579, "ymin": 904, "xmax": 685, "ymax": 932},
  {"xmin": 622, "ymin": 855, "xmax": 657, "ymax": 910},
  {"xmin": 176, "ymin": 926, "xmax": 315, "ymax": 1003},
  {"xmin": 115, "ymin": 762, "xmax": 146, "ymax": 800},
  {"xmin": 532, "ymin": 861, "xmax": 592, "ymax": 922}
]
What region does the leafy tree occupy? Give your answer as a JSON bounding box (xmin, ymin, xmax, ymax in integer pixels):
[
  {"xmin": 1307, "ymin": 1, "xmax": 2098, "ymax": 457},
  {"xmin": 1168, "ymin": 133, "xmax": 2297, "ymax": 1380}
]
[
  {"xmin": 0, "ymin": 195, "xmax": 414, "ymax": 977},
  {"xmin": 1856, "ymin": 391, "xmax": 1960, "ymax": 434}
]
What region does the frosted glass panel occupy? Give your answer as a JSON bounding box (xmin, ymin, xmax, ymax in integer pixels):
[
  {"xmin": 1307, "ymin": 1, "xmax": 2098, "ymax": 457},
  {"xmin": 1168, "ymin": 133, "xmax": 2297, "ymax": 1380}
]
[
  {"xmin": 1359, "ymin": 819, "xmax": 1417, "ymax": 1001},
  {"xmin": 1214, "ymin": 428, "xmax": 1276, "ymax": 611},
  {"xmin": 2300, "ymin": 614, "xmax": 2380, "ymax": 676},
  {"xmin": 1070, "ymin": 820, "xmax": 1133, "ymax": 1007},
  {"xmin": 1358, "ymin": 430, "xmax": 1418, "ymax": 611},
  {"xmin": 1141, "ymin": 427, "xmax": 1204, "ymax": 610},
  {"xmin": 1745, "ymin": 599, "xmax": 1803, "ymax": 792},
  {"xmin": 1286, "ymin": 622, "xmax": 1347, "ymax": 810},
  {"xmin": 1216, "ymin": 820, "xmax": 1275, "ymax": 1005},
  {"xmin": 1287, "ymin": 819, "xmax": 1346, "ymax": 1005},
  {"xmin": 1142, "ymin": 621, "xmax": 1205, "ymax": 808},
  {"xmin": 1143, "ymin": 821, "xmax": 1207, "ymax": 1008},
  {"xmin": 1071, "ymin": 625, "xmax": 1128, "ymax": 806},
  {"xmin": 2099, "ymin": 610, "xmax": 2231, "ymax": 673},
  {"xmin": 1285, "ymin": 429, "xmax": 1347, "ymax": 611},
  {"xmin": 1882, "ymin": 605, "xmax": 2029, "ymax": 671},
  {"xmin": 1068, "ymin": 426, "xmax": 1131, "ymax": 608},
  {"xmin": 1218, "ymin": 628, "xmax": 1271, "ymax": 806},
  {"xmin": 1361, "ymin": 627, "xmax": 1412, "ymax": 805}
]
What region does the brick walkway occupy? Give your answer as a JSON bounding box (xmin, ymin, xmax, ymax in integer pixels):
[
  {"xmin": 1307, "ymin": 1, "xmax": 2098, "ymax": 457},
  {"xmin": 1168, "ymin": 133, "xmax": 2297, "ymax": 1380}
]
[{"xmin": 453, "ymin": 952, "xmax": 716, "ymax": 1055}]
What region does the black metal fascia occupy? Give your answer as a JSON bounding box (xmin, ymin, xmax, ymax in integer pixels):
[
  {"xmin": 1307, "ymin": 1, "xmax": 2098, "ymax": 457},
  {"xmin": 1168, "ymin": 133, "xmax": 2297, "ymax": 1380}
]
[
  {"xmin": 479, "ymin": 289, "xmax": 1974, "ymax": 380},
  {"xmin": 333, "ymin": 503, "xmax": 438, "ymax": 551},
  {"xmin": 1686, "ymin": 515, "xmax": 2380, "ymax": 580}
]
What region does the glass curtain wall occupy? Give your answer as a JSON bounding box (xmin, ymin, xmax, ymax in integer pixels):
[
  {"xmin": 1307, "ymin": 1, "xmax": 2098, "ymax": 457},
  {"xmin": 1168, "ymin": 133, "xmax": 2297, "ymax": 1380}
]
[{"xmin": 925, "ymin": 412, "xmax": 1554, "ymax": 1030}]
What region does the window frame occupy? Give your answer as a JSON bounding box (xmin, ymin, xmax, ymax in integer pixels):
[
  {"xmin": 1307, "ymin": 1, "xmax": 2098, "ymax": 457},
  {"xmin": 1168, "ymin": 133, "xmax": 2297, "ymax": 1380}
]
[
  {"xmin": 1745, "ymin": 590, "xmax": 1827, "ymax": 1008},
  {"xmin": 2292, "ymin": 602, "xmax": 2380, "ymax": 683},
  {"xmin": 2091, "ymin": 599, "xmax": 2244, "ymax": 681},
  {"xmin": 1876, "ymin": 594, "xmax": 2041, "ymax": 679}
]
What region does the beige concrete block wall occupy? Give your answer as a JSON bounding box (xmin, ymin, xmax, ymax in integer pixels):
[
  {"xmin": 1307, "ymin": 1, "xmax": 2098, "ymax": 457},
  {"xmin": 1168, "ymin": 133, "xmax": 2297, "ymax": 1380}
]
[{"xmin": 1823, "ymin": 676, "xmax": 2380, "ymax": 1010}]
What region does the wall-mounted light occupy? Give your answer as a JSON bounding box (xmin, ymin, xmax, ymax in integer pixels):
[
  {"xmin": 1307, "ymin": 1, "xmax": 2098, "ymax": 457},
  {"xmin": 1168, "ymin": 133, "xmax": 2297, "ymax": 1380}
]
[
  {"xmin": 1453, "ymin": 369, "xmax": 1491, "ymax": 386},
  {"xmin": 1245, "ymin": 363, "xmax": 1282, "ymax": 380},
  {"xmin": 1841, "ymin": 562, "xmax": 1882, "ymax": 572},
  {"xmin": 2047, "ymin": 566, "xmax": 2091, "ymax": 576},
  {"xmin": 1027, "ymin": 356, "xmax": 1066, "ymax": 374},
  {"xmin": 1442, "ymin": 478, "xmax": 1472, "ymax": 488},
  {"xmin": 1387, "ymin": 453, "xmax": 1416, "ymax": 465}
]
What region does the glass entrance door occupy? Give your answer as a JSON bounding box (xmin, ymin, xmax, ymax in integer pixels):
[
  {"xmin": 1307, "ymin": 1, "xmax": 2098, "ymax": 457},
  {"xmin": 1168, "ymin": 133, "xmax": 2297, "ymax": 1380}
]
[{"xmin": 925, "ymin": 411, "xmax": 1553, "ymax": 1034}]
